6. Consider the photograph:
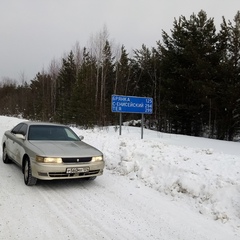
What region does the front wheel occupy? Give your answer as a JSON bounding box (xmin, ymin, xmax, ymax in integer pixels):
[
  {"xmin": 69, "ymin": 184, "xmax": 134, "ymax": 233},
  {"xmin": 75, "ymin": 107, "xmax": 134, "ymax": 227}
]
[
  {"xmin": 2, "ymin": 146, "xmax": 11, "ymax": 164},
  {"xmin": 24, "ymin": 158, "xmax": 37, "ymax": 186}
]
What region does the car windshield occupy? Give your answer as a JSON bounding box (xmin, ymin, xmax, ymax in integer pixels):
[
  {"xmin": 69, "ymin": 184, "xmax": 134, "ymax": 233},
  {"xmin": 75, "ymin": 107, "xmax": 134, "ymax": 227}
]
[{"xmin": 28, "ymin": 125, "xmax": 80, "ymax": 141}]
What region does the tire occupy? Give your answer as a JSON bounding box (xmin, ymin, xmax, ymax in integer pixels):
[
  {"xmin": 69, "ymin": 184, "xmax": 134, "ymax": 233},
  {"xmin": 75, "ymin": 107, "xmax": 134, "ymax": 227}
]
[
  {"xmin": 2, "ymin": 146, "xmax": 11, "ymax": 164},
  {"xmin": 24, "ymin": 158, "xmax": 37, "ymax": 186}
]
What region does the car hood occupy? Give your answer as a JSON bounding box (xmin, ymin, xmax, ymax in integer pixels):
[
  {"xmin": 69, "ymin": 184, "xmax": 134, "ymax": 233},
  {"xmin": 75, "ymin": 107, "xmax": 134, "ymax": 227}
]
[{"xmin": 29, "ymin": 141, "xmax": 102, "ymax": 157}]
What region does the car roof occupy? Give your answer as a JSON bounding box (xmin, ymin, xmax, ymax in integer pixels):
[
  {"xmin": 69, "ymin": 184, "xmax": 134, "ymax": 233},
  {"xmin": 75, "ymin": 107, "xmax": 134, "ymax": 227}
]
[{"xmin": 20, "ymin": 121, "xmax": 67, "ymax": 127}]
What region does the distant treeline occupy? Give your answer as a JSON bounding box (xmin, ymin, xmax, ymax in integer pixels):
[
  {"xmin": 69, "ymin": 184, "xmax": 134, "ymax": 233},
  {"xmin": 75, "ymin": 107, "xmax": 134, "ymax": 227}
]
[{"xmin": 1, "ymin": 10, "xmax": 240, "ymax": 140}]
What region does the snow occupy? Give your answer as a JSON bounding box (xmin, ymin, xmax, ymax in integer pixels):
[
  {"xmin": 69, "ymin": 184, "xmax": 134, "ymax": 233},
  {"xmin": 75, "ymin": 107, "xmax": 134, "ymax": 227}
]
[{"xmin": 0, "ymin": 115, "xmax": 240, "ymax": 239}]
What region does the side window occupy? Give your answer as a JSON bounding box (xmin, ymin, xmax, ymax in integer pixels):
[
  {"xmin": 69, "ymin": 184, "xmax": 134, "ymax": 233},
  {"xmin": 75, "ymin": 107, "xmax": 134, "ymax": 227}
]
[
  {"xmin": 11, "ymin": 123, "xmax": 23, "ymax": 134},
  {"xmin": 18, "ymin": 124, "xmax": 28, "ymax": 136}
]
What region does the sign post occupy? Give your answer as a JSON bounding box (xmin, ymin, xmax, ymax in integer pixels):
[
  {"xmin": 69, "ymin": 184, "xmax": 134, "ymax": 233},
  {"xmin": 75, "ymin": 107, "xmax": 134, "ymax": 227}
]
[
  {"xmin": 119, "ymin": 112, "xmax": 122, "ymax": 135},
  {"xmin": 111, "ymin": 95, "xmax": 153, "ymax": 139}
]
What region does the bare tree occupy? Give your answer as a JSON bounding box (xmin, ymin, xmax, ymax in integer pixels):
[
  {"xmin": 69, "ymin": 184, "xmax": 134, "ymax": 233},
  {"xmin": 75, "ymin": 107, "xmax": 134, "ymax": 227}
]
[
  {"xmin": 48, "ymin": 58, "xmax": 60, "ymax": 119},
  {"xmin": 88, "ymin": 25, "xmax": 109, "ymax": 116},
  {"xmin": 72, "ymin": 41, "xmax": 83, "ymax": 73}
]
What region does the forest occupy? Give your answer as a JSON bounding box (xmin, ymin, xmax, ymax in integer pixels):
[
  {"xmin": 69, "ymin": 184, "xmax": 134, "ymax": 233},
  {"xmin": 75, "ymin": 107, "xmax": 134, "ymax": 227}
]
[{"xmin": 0, "ymin": 10, "xmax": 240, "ymax": 141}]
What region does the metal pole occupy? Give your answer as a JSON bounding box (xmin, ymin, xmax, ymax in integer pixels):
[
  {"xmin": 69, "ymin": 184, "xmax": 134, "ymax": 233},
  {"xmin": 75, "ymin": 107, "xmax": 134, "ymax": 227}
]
[
  {"xmin": 141, "ymin": 114, "xmax": 144, "ymax": 139},
  {"xmin": 119, "ymin": 113, "xmax": 122, "ymax": 135}
]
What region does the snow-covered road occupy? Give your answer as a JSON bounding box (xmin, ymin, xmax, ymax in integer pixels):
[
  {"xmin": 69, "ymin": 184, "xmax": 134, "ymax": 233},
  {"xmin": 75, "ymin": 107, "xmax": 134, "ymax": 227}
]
[
  {"xmin": 0, "ymin": 116, "xmax": 239, "ymax": 239},
  {"xmin": 0, "ymin": 164, "xmax": 238, "ymax": 240}
]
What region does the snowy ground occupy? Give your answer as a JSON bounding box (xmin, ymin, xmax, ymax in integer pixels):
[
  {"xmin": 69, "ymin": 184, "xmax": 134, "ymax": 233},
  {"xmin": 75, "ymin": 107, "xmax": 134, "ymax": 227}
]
[{"xmin": 0, "ymin": 116, "xmax": 240, "ymax": 240}]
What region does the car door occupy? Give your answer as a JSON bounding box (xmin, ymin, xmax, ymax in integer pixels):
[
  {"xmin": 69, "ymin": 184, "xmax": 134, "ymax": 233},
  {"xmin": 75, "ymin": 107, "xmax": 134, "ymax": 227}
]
[
  {"xmin": 11, "ymin": 123, "xmax": 28, "ymax": 165},
  {"xmin": 6, "ymin": 123, "xmax": 24, "ymax": 160}
]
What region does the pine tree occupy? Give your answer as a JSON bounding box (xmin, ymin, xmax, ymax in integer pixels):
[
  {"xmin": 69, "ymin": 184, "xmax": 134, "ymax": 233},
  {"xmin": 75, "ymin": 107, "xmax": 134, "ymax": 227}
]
[
  {"xmin": 72, "ymin": 48, "xmax": 97, "ymax": 127},
  {"xmin": 29, "ymin": 72, "xmax": 53, "ymax": 121},
  {"xmin": 55, "ymin": 51, "xmax": 77, "ymax": 123},
  {"xmin": 216, "ymin": 11, "xmax": 240, "ymax": 140},
  {"xmin": 131, "ymin": 45, "xmax": 162, "ymax": 129},
  {"xmin": 99, "ymin": 40, "xmax": 115, "ymax": 125},
  {"xmin": 114, "ymin": 45, "xmax": 131, "ymax": 95},
  {"xmin": 158, "ymin": 10, "xmax": 219, "ymax": 136}
]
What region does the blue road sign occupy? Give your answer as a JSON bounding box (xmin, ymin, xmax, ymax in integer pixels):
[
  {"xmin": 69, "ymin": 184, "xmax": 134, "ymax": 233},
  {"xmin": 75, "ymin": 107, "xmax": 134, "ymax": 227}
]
[{"xmin": 112, "ymin": 95, "xmax": 153, "ymax": 114}]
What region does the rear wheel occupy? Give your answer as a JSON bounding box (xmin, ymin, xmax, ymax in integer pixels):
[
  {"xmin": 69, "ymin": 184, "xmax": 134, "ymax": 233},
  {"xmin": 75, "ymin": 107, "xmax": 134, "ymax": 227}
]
[
  {"xmin": 2, "ymin": 146, "xmax": 11, "ymax": 164},
  {"xmin": 24, "ymin": 158, "xmax": 37, "ymax": 186}
]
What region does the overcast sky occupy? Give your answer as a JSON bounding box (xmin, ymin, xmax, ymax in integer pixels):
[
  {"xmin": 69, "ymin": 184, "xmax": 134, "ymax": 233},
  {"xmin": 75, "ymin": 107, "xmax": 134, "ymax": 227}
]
[{"xmin": 1, "ymin": 0, "xmax": 239, "ymax": 82}]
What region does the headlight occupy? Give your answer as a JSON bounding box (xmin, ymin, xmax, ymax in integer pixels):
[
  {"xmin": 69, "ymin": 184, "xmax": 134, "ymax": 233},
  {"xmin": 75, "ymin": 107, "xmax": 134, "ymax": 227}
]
[
  {"xmin": 91, "ymin": 156, "xmax": 103, "ymax": 162},
  {"xmin": 36, "ymin": 156, "xmax": 62, "ymax": 163}
]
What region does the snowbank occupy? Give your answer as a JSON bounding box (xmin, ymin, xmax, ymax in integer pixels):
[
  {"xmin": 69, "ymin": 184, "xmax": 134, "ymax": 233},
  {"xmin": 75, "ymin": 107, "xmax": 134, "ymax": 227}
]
[{"xmin": 76, "ymin": 125, "xmax": 240, "ymax": 231}]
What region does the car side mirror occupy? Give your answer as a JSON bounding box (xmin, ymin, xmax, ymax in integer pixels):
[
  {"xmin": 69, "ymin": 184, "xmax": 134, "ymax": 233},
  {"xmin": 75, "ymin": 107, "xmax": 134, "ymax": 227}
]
[
  {"xmin": 15, "ymin": 134, "xmax": 26, "ymax": 140},
  {"xmin": 79, "ymin": 135, "xmax": 84, "ymax": 141}
]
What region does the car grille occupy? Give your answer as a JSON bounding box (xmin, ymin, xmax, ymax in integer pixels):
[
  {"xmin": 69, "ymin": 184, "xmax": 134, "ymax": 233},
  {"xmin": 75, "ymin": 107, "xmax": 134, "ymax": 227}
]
[
  {"xmin": 49, "ymin": 170, "xmax": 100, "ymax": 178},
  {"xmin": 62, "ymin": 157, "xmax": 92, "ymax": 163}
]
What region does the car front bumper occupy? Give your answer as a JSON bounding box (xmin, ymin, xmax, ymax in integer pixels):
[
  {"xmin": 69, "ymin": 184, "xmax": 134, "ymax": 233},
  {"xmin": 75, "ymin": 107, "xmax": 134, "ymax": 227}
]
[{"xmin": 31, "ymin": 160, "xmax": 105, "ymax": 180}]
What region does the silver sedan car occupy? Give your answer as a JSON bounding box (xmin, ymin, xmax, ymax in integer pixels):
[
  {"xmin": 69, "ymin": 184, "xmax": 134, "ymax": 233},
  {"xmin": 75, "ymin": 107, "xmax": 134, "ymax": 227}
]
[{"xmin": 2, "ymin": 121, "xmax": 105, "ymax": 186}]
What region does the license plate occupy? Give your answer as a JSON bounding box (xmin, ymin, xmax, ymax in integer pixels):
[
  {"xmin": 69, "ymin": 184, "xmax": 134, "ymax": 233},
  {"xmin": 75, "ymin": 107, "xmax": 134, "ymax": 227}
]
[{"xmin": 66, "ymin": 167, "xmax": 89, "ymax": 174}]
